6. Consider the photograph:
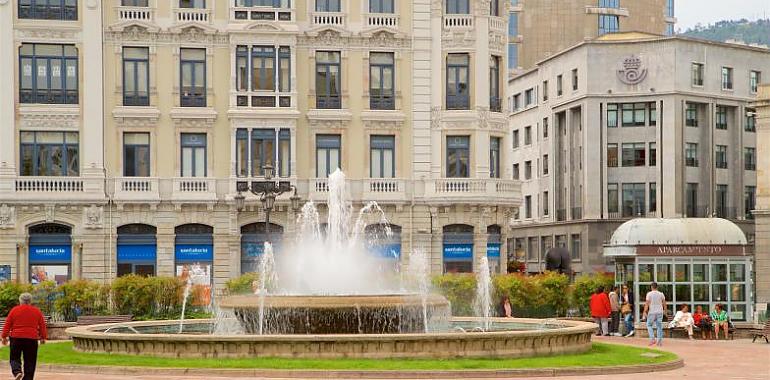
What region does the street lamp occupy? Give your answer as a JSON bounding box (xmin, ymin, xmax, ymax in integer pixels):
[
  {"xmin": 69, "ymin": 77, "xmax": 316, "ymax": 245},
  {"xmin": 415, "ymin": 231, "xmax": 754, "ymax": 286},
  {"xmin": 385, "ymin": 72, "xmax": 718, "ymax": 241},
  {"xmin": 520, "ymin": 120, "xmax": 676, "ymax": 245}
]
[{"xmin": 234, "ymin": 164, "xmax": 303, "ymax": 244}]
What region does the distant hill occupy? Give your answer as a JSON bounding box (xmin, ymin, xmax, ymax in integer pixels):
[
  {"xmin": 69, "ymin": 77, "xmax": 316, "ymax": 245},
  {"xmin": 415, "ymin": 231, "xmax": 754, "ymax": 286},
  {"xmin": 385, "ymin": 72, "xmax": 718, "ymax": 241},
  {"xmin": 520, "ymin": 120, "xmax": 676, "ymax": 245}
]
[{"xmin": 682, "ymin": 19, "xmax": 770, "ymax": 47}]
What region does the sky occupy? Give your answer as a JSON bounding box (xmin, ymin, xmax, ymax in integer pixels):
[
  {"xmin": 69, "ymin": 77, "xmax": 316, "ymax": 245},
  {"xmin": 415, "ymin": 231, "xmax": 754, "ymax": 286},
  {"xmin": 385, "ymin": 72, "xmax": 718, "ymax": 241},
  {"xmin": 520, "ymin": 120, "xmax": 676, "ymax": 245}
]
[{"xmin": 676, "ymin": 0, "xmax": 770, "ymax": 31}]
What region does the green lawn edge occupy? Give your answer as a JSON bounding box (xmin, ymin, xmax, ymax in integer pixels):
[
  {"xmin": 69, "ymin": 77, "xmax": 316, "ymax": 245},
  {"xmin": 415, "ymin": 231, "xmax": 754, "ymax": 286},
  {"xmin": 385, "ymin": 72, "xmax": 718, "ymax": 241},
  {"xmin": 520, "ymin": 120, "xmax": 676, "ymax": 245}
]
[{"xmin": 0, "ymin": 342, "xmax": 678, "ymax": 371}]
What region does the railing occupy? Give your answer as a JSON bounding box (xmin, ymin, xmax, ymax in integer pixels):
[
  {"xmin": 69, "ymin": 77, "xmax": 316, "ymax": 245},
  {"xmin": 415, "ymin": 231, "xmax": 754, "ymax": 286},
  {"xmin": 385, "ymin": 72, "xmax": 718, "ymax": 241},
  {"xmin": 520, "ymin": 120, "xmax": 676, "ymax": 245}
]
[
  {"xmin": 15, "ymin": 177, "xmax": 83, "ymax": 192},
  {"xmin": 443, "ymin": 14, "xmax": 473, "ymax": 29},
  {"xmin": 312, "ymin": 178, "xmax": 329, "ymax": 193},
  {"xmin": 118, "ymin": 177, "xmax": 156, "ymax": 193},
  {"xmin": 571, "ymin": 207, "xmax": 583, "ymax": 220},
  {"xmin": 365, "ymin": 179, "xmax": 402, "ymax": 193},
  {"xmin": 556, "ymin": 209, "xmax": 567, "ymax": 222},
  {"xmin": 236, "ymin": 92, "xmax": 292, "ymax": 108},
  {"xmin": 174, "ymin": 8, "xmax": 210, "ymax": 23},
  {"xmin": 365, "ymin": 13, "xmax": 399, "ymax": 28},
  {"xmin": 117, "ymin": 6, "xmax": 153, "ymax": 22},
  {"xmin": 174, "ymin": 178, "xmax": 214, "ymax": 193},
  {"xmin": 434, "ymin": 179, "xmax": 487, "ymax": 193},
  {"xmin": 489, "ymin": 17, "xmax": 506, "ymax": 33},
  {"xmin": 232, "ymin": 6, "xmax": 292, "ymax": 21},
  {"xmin": 312, "ymin": 12, "xmax": 345, "ymax": 27}
]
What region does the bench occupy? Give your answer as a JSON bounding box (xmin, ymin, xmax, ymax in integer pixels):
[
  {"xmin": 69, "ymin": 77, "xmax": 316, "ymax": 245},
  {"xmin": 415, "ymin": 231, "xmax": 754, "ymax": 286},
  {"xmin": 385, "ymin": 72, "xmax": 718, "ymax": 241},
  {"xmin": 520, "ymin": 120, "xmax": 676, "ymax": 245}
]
[
  {"xmin": 0, "ymin": 316, "xmax": 52, "ymax": 332},
  {"xmin": 76, "ymin": 315, "xmax": 133, "ymax": 326},
  {"xmin": 751, "ymin": 320, "xmax": 770, "ymax": 343}
]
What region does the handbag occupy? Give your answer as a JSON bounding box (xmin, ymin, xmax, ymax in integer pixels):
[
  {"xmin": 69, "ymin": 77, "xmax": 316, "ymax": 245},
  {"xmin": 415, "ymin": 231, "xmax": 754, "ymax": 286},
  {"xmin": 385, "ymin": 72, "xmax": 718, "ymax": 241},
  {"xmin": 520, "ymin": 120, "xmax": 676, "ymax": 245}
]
[{"xmin": 621, "ymin": 303, "xmax": 632, "ymax": 315}]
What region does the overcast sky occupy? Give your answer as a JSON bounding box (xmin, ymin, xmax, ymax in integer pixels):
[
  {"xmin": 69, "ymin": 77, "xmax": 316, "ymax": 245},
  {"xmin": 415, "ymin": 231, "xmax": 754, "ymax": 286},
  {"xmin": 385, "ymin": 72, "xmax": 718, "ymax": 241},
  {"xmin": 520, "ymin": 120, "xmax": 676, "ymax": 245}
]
[{"xmin": 676, "ymin": 0, "xmax": 770, "ymax": 31}]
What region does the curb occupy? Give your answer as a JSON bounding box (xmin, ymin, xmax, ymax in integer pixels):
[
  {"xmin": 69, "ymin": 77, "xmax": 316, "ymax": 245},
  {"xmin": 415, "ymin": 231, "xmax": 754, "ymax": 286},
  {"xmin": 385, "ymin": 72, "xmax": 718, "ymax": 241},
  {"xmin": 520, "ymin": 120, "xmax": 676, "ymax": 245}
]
[{"xmin": 37, "ymin": 358, "xmax": 684, "ymax": 379}]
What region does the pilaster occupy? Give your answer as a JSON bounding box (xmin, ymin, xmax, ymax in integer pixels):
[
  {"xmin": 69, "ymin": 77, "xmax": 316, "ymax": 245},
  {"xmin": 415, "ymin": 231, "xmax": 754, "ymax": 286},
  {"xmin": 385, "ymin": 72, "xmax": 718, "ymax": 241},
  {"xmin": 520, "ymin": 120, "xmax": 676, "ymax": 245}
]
[{"xmin": 0, "ymin": 0, "xmax": 16, "ymax": 184}]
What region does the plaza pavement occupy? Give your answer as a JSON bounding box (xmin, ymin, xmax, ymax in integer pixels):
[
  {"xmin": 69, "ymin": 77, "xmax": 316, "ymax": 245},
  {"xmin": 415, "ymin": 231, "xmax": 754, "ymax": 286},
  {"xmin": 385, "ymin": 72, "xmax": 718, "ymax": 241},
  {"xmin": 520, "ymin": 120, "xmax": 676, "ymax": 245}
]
[{"xmin": 4, "ymin": 336, "xmax": 769, "ymax": 380}]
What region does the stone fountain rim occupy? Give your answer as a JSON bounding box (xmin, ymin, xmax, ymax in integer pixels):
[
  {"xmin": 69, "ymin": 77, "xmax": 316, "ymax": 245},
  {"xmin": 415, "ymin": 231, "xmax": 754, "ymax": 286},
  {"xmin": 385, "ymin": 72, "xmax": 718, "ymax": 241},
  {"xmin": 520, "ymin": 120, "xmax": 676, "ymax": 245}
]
[
  {"xmin": 218, "ymin": 293, "xmax": 450, "ymax": 308},
  {"xmin": 66, "ymin": 317, "xmax": 597, "ymax": 342}
]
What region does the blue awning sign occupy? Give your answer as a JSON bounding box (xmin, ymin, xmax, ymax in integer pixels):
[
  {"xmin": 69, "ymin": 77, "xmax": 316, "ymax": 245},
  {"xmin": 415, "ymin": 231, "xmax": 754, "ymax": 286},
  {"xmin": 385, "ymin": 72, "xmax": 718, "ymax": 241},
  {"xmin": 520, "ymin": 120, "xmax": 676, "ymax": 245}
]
[
  {"xmin": 29, "ymin": 245, "xmax": 71, "ymax": 263},
  {"xmin": 443, "ymin": 243, "xmax": 473, "ymax": 261},
  {"xmin": 370, "ymin": 243, "xmax": 401, "ymax": 260},
  {"xmin": 117, "ymin": 245, "xmax": 157, "ymax": 263},
  {"xmin": 175, "ymin": 244, "xmax": 213, "ymax": 262},
  {"xmin": 487, "ymin": 243, "xmax": 501, "ymax": 258}
]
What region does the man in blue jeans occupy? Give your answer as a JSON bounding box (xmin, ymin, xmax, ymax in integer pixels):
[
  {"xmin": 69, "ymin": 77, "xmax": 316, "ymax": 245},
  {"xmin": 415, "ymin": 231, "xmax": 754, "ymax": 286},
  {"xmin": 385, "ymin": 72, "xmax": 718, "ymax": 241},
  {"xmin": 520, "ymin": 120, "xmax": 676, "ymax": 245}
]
[{"xmin": 643, "ymin": 282, "xmax": 667, "ymax": 346}]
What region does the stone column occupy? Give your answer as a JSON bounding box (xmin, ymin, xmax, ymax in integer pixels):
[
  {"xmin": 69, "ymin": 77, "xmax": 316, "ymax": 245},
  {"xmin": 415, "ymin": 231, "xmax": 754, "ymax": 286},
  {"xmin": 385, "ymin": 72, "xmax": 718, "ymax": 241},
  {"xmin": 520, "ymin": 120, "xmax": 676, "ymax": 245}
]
[
  {"xmin": 0, "ymin": 0, "xmax": 16, "ymax": 189},
  {"xmin": 752, "ymin": 84, "xmax": 770, "ymax": 314},
  {"xmin": 80, "ymin": 0, "xmax": 105, "ymax": 184}
]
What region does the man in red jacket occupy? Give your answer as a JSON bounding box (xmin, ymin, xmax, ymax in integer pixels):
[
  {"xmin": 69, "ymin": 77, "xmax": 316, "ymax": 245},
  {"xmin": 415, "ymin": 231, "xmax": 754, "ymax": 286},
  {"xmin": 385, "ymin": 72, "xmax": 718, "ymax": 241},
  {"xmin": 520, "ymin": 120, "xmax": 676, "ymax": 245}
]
[
  {"xmin": 1, "ymin": 292, "xmax": 47, "ymax": 380},
  {"xmin": 589, "ymin": 286, "xmax": 612, "ymax": 336}
]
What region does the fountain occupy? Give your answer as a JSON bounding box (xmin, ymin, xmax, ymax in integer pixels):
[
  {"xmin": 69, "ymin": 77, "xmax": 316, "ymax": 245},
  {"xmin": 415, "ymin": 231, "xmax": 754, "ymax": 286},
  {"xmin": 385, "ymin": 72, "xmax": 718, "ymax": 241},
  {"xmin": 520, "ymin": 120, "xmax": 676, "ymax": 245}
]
[
  {"xmin": 178, "ymin": 264, "xmax": 209, "ymax": 334},
  {"xmin": 67, "ymin": 169, "xmax": 596, "ymax": 359}
]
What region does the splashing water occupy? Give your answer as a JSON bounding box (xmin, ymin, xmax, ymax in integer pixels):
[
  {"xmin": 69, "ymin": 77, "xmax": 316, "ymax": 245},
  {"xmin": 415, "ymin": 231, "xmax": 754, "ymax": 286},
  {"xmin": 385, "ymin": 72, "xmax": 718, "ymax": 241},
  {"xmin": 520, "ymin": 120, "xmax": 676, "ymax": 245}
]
[
  {"xmin": 408, "ymin": 249, "xmax": 431, "ymax": 333},
  {"xmin": 256, "ymin": 243, "xmax": 277, "ymax": 335},
  {"xmin": 475, "ymin": 256, "xmax": 493, "ymax": 331},
  {"xmin": 179, "ymin": 264, "xmax": 209, "ymax": 334}
]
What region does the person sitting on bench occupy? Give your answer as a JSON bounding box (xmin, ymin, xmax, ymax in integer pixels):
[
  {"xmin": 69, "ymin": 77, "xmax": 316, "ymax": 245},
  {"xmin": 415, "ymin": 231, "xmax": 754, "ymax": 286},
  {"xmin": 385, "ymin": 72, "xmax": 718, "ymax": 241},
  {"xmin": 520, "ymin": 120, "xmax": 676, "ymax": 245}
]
[
  {"xmin": 668, "ymin": 304, "xmax": 695, "ymax": 339},
  {"xmin": 710, "ymin": 304, "xmax": 729, "ymax": 340},
  {"xmin": 693, "ymin": 306, "xmax": 712, "ymax": 340}
]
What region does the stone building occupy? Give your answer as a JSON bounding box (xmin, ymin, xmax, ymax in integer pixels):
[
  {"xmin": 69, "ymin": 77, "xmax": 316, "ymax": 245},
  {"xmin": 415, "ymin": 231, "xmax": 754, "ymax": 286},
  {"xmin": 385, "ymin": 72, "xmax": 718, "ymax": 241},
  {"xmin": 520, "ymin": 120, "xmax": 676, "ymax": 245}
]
[
  {"xmin": 507, "ymin": 32, "xmax": 770, "ymax": 275},
  {"xmin": 508, "ymin": 0, "xmax": 675, "ymax": 71},
  {"xmin": 753, "ymin": 84, "xmax": 770, "ymax": 316},
  {"xmin": 0, "ymin": 1, "xmax": 519, "ymax": 289}
]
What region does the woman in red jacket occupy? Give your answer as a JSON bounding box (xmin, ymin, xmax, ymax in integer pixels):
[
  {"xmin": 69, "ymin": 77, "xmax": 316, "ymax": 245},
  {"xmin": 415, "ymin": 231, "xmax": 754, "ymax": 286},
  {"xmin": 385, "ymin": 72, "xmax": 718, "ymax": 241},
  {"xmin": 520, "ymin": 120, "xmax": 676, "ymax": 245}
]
[
  {"xmin": 590, "ymin": 286, "xmax": 612, "ymax": 336},
  {"xmin": 1, "ymin": 292, "xmax": 47, "ymax": 380}
]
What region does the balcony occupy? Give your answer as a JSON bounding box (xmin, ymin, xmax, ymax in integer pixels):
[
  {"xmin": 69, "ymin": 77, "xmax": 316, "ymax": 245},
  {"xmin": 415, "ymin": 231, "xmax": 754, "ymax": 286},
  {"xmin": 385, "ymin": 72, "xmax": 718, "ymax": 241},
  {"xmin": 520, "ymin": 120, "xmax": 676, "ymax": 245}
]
[
  {"xmin": 3, "ymin": 177, "xmax": 104, "ymax": 202},
  {"xmin": 364, "ymin": 13, "xmax": 399, "ymax": 29},
  {"xmin": 423, "ymin": 179, "xmax": 520, "ymax": 204},
  {"xmin": 488, "ymin": 17, "xmax": 506, "ymax": 33},
  {"xmin": 113, "ymin": 177, "xmax": 160, "ymax": 203},
  {"xmin": 443, "ymin": 14, "xmax": 473, "ymax": 30},
  {"xmin": 174, "ymin": 8, "xmax": 210, "ymax": 24},
  {"xmin": 232, "ymin": 6, "xmax": 292, "ymax": 21},
  {"xmin": 172, "ymin": 178, "xmax": 217, "ymax": 202},
  {"xmin": 312, "ymin": 12, "xmax": 345, "ymax": 28},
  {"xmin": 117, "ymin": 6, "xmax": 153, "ymax": 22},
  {"xmin": 363, "ymin": 179, "xmax": 406, "ymax": 202},
  {"xmin": 308, "ymin": 178, "xmax": 330, "ymax": 202},
  {"xmin": 236, "ymin": 92, "xmax": 293, "ymax": 109}
]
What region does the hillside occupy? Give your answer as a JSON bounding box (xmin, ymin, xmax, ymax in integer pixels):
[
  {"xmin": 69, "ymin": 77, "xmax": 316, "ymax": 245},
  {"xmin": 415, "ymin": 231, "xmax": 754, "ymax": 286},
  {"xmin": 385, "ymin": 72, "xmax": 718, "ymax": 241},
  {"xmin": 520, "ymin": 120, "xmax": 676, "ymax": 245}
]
[{"xmin": 682, "ymin": 19, "xmax": 770, "ymax": 46}]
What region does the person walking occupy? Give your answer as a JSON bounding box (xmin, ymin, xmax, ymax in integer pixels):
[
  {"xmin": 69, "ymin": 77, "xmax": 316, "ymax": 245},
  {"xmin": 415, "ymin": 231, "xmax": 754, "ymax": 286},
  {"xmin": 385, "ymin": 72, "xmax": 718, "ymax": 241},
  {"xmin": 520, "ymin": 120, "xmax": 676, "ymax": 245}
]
[
  {"xmin": 621, "ymin": 284, "xmax": 635, "ymax": 337},
  {"xmin": 1, "ymin": 293, "xmax": 47, "ymax": 380},
  {"xmin": 608, "ymin": 286, "xmax": 621, "ymax": 336},
  {"xmin": 643, "ymin": 282, "xmax": 667, "ymax": 347},
  {"xmin": 589, "ymin": 286, "xmax": 611, "ymax": 336}
]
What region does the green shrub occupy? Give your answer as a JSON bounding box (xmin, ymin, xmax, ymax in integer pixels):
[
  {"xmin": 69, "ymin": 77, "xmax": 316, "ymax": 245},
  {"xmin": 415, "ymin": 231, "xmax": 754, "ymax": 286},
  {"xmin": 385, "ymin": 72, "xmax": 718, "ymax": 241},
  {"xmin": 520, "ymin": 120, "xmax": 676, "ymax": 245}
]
[
  {"xmin": 0, "ymin": 282, "xmax": 33, "ymax": 317},
  {"xmin": 432, "ymin": 274, "xmax": 477, "ymax": 316},
  {"xmin": 55, "ymin": 280, "xmax": 110, "ymax": 321},
  {"xmin": 492, "ymin": 272, "xmax": 570, "ymax": 317},
  {"xmin": 30, "ymin": 281, "xmax": 59, "ymax": 317},
  {"xmin": 570, "ymin": 273, "xmax": 615, "ymax": 317},
  {"xmin": 225, "ymin": 273, "xmax": 259, "ymax": 295}
]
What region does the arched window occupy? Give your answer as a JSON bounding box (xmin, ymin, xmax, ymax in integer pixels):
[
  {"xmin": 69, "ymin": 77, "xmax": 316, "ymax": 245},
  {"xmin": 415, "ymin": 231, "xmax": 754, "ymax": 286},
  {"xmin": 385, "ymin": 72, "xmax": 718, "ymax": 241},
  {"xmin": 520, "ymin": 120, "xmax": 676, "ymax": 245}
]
[
  {"xmin": 486, "ymin": 225, "xmax": 502, "ymax": 273},
  {"xmin": 442, "ymin": 224, "xmax": 474, "ymax": 273},
  {"xmin": 28, "ymin": 223, "xmax": 72, "ymax": 285},
  {"xmin": 241, "ymin": 222, "xmax": 284, "ymax": 274},
  {"xmin": 117, "ymin": 224, "xmax": 157, "ymax": 277}
]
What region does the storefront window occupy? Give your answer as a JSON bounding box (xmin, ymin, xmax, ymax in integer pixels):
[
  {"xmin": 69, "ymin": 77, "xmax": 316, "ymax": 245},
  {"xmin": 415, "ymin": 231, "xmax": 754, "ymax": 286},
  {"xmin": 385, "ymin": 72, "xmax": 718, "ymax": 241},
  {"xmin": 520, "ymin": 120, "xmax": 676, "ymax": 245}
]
[
  {"xmin": 443, "ymin": 224, "xmax": 474, "ymax": 273},
  {"xmin": 28, "ymin": 223, "xmax": 72, "ymax": 285}
]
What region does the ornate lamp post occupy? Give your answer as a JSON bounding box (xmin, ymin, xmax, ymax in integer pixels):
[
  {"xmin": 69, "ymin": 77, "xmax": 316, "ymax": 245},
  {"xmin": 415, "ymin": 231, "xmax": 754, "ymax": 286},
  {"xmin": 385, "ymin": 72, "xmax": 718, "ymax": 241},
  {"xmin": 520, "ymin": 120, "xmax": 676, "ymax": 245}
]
[{"xmin": 233, "ymin": 164, "xmax": 302, "ymax": 244}]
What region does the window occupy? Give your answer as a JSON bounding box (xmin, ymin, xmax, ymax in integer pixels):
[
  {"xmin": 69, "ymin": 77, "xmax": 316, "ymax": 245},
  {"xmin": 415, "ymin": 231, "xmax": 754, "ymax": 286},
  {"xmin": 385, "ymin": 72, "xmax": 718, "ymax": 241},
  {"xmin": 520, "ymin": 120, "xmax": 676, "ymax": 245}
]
[
  {"xmin": 512, "ymin": 163, "xmax": 519, "ymax": 180},
  {"xmin": 745, "ymin": 147, "xmax": 756, "ymax": 171},
  {"xmin": 180, "ymin": 48, "xmax": 206, "ymax": 107},
  {"xmin": 622, "ymin": 183, "xmax": 646, "ymax": 217},
  {"xmin": 543, "ymin": 191, "xmax": 549, "ymax": 216},
  {"xmin": 556, "ymin": 75, "xmax": 563, "ymax": 96},
  {"xmin": 571, "ymin": 234, "xmax": 581, "ymax": 261},
  {"xmin": 543, "ymin": 118, "xmax": 549, "ymax": 138},
  {"xmin": 445, "ymin": 0, "xmax": 469, "ymax": 14},
  {"xmin": 180, "ymin": 134, "xmax": 206, "ymax": 177},
  {"xmin": 666, "ymin": 24, "xmax": 674, "ymax": 36},
  {"xmin": 607, "ymin": 104, "xmax": 618, "ymax": 128},
  {"xmin": 512, "ymin": 94, "xmax": 521, "ymax": 110},
  {"xmin": 685, "ymin": 143, "xmax": 698, "ymax": 167},
  {"xmin": 489, "ymin": 0, "xmax": 499, "ymax": 16},
  {"xmin": 370, "ymin": 52, "xmax": 395, "ymax": 110},
  {"xmin": 236, "ymin": 130, "xmax": 249, "ymax": 177},
  {"xmin": 236, "ymin": 129, "xmax": 291, "ymax": 178},
  {"xmin": 716, "ymin": 106, "xmax": 728, "ymax": 130},
  {"xmin": 524, "ymin": 126, "xmax": 532, "ymax": 145},
  {"xmin": 649, "ymin": 183, "xmax": 657, "ymax": 213},
  {"xmin": 123, "ymin": 133, "xmax": 150, "ymax": 177},
  {"xmin": 607, "ymin": 143, "xmax": 618, "ymax": 167},
  {"xmin": 524, "ymin": 160, "xmax": 532, "ymax": 180},
  {"xmin": 371, "ymin": 135, "xmax": 395, "ymax": 178},
  {"xmin": 19, "ymin": 44, "xmax": 78, "ymax": 105},
  {"xmin": 716, "ymin": 185, "xmax": 729, "ymax": 218},
  {"xmin": 746, "ymin": 109, "xmax": 756, "ymax": 132},
  {"xmin": 649, "ymin": 142, "xmax": 657, "ymax": 166},
  {"xmin": 524, "ymin": 88, "xmax": 534, "ymax": 106},
  {"xmin": 446, "ymin": 54, "xmax": 470, "ymax": 110},
  {"xmin": 686, "ymin": 103, "xmax": 698, "ymax": 127},
  {"xmin": 542, "ymin": 81, "xmax": 549, "ymax": 101},
  {"xmin": 512, "ymin": 130, "xmax": 519, "ymax": 148},
  {"xmin": 692, "ymin": 63, "xmax": 704, "ymax": 86},
  {"xmin": 370, "ymin": 0, "xmax": 393, "ymax": 12},
  {"xmin": 571, "ymin": 69, "xmax": 578, "ymax": 91},
  {"xmin": 686, "ymin": 183, "xmax": 698, "ymax": 217},
  {"xmin": 607, "ymin": 183, "xmax": 618, "ymax": 214},
  {"xmin": 489, "ymin": 56, "xmax": 501, "ymax": 112},
  {"xmin": 542, "ymin": 154, "xmax": 549, "ymax": 175},
  {"xmin": 721, "ymin": 67, "xmax": 733, "ymax": 90},
  {"xmin": 750, "ymin": 71, "xmax": 761, "ymax": 94},
  {"xmin": 18, "ymin": 0, "xmax": 77, "ymax": 20},
  {"xmin": 316, "ymin": 51, "xmax": 341, "ymax": 109},
  {"xmin": 621, "ymin": 103, "xmax": 646, "ymax": 126},
  {"xmin": 316, "ymin": 0, "xmax": 340, "ymax": 12},
  {"xmin": 524, "ymin": 196, "xmax": 532, "ymax": 219},
  {"xmin": 251, "ymin": 129, "xmax": 276, "ymax": 176},
  {"xmin": 621, "ymin": 143, "xmax": 645, "ymax": 167},
  {"xmin": 20, "ymin": 131, "xmax": 79, "ymax": 176},
  {"xmin": 598, "ymin": 14, "xmax": 619, "ymax": 35},
  {"xmin": 179, "ymin": 0, "xmax": 205, "ymax": 8},
  {"xmin": 715, "ymin": 145, "xmax": 728, "ymax": 169},
  {"xmin": 745, "ymin": 186, "xmax": 756, "ymax": 219},
  {"xmin": 649, "ymin": 102, "xmax": 657, "ymax": 126},
  {"xmin": 316, "ymin": 134, "xmax": 341, "ymax": 177},
  {"xmin": 446, "ymin": 136, "xmax": 470, "ymax": 178},
  {"xmin": 666, "ymin": 0, "xmax": 675, "ymax": 17},
  {"xmin": 490, "ymin": 137, "xmax": 501, "ymax": 178},
  {"xmin": 122, "ymin": 47, "xmax": 149, "ymax": 106},
  {"xmin": 122, "ymin": 0, "xmax": 148, "ymax": 5},
  {"xmin": 236, "ymin": 45, "xmax": 291, "ymax": 107}
]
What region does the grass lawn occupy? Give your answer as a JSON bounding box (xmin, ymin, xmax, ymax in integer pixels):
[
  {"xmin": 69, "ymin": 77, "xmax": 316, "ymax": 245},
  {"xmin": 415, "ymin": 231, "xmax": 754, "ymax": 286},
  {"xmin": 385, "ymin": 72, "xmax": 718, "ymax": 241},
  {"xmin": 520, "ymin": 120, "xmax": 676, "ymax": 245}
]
[{"xmin": 0, "ymin": 342, "xmax": 677, "ymax": 370}]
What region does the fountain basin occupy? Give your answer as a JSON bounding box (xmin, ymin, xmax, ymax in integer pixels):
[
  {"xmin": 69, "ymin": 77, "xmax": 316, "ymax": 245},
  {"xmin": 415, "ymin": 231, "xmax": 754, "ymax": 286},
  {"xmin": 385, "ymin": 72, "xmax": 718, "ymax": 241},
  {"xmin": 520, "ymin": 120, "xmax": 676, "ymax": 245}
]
[
  {"xmin": 219, "ymin": 294, "xmax": 451, "ymax": 334},
  {"xmin": 66, "ymin": 318, "xmax": 596, "ymax": 359}
]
